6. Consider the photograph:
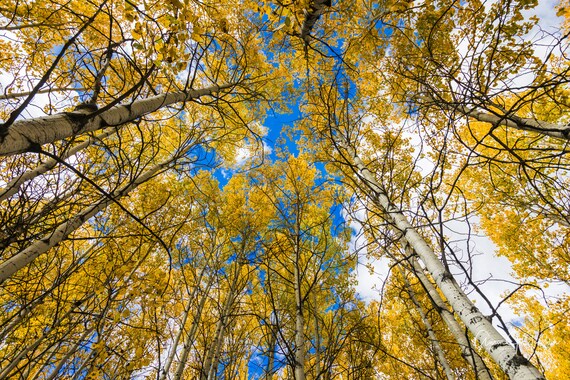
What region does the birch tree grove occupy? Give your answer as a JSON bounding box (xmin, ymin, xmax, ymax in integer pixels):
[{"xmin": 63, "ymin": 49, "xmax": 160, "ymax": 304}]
[{"xmin": 1, "ymin": 0, "xmax": 569, "ymax": 379}]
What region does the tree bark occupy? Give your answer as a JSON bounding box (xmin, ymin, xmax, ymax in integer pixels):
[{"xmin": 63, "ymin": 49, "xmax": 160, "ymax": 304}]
[
  {"xmin": 265, "ymin": 325, "xmax": 277, "ymax": 380},
  {"xmin": 0, "ymin": 145, "xmax": 191, "ymax": 283},
  {"xmin": 312, "ymin": 291, "xmax": 322, "ymax": 379},
  {"xmin": 345, "ymin": 147, "xmax": 545, "ymax": 380},
  {"xmin": 0, "ymin": 243, "xmax": 99, "ymax": 342},
  {"xmin": 402, "ymin": 271, "xmax": 455, "ymax": 380},
  {"xmin": 0, "ymin": 83, "xmax": 235, "ymax": 156},
  {"xmin": 0, "ymin": 299, "xmax": 86, "ymax": 379},
  {"xmin": 203, "ymin": 261, "xmax": 245, "ymax": 380},
  {"xmin": 407, "ymin": 255, "xmax": 494, "ymax": 380},
  {"xmin": 300, "ymin": 0, "xmax": 331, "ymax": 45},
  {"xmin": 430, "ymin": 98, "xmax": 570, "ymax": 141},
  {"xmin": 0, "ymin": 87, "xmax": 85, "ymax": 100},
  {"xmin": 159, "ymin": 268, "xmax": 208, "ymax": 380},
  {"xmin": 172, "ymin": 281, "xmax": 213, "ymax": 380},
  {"xmin": 43, "ymin": 327, "xmax": 95, "ymax": 380},
  {"xmin": 293, "ymin": 205, "xmax": 306, "ymax": 380},
  {"xmin": 0, "ymin": 126, "xmax": 121, "ymax": 202}
]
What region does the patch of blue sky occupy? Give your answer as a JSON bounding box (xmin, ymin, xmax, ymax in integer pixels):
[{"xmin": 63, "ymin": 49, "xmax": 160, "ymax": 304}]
[
  {"xmin": 248, "ymin": 344, "xmax": 288, "ymax": 379},
  {"xmin": 247, "ymin": 345, "xmax": 271, "ymax": 379}
]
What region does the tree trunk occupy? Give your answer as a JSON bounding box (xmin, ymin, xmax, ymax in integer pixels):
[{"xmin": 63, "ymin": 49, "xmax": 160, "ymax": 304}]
[
  {"xmin": 0, "ymin": 87, "xmax": 86, "ymax": 100},
  {"xmin": 159, "ymin": 268, "xmax": 209, "ymax": 380},
  {"xmin": 429, "ymin": 97, "xmax": 570, "ymax": 141},
  {"xmin": 345, "ymin": 147, "xmax": 545, "ymax": 380},
  {"xmin": 0, "ymin": 144, "xmax": 191, "ymax": 283},
  {"xmin": 172, "ymin": 281, "xmax": 213, "ymax": 380},
  {"xmin": 407, "ymin": 254, "xmax": 494, "ymax": 380},
  {"xmin": 313, "ymin": 291, "xmax": 322, "ymax": 379},
  {"xmin": 43, "ymin": 327, "xmax": 95, "ymax": 380},
  {"xmin": 0, "ymin": 126, "xmax": 121, "ymax": 202},
  {"xmin": 203, "ymin": 262, "xmax": 244, "ymax": 380},
  {"xmin": 265, "ymin": 325, "xmax": 277, "ymax": 380},
  {"xmin": 293, "ymin": 208, "xmax": 306, "ymax": 380},
  {"xmin": 402, "ymin": 271, "xmax": 455, "ymax": 380},
  {"xmin": 0, "ymin": 300, "xmax": 85, "ymax": 378},
  {"xmin": 0, "ymin": 83, "xmax": 234, "ymax": 156},
  {"xmin": 300, "ymin": 0, "xmax": 331, "ymax": 45},
  {"xmin": 204, "ymin": 317, "xmax": 225, "ymax": 380}
]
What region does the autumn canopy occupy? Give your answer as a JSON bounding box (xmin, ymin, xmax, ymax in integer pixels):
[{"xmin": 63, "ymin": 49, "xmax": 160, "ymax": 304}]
[{"xmin": 0, "ymin": 0, "xmax": 568, "ymax": 379}]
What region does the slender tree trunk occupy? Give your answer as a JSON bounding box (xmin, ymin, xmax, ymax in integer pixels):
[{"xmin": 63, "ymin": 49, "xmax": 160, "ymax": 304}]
[
  {"xmin": 407, "ymin": 254, "xmax": 494, "ymax": 380},
  {"xmin": 0, "ymin": 83, "xmax": 235, "ymax": 156},
  {"xmin": 0, "ymin": 144, "xmax": 192, "ymax": 283},
  {"xmin": 265, "ymin": 325, "xmax": 277, "ymax": 380},
  {"xmin": 0, "ymin": 300, "xmax": 86, "ymax": 378},
  {"xmin": 401, "ymin": 272, "xmax": 455, "ymax": 380},
  {"xmin": 300, "ymin": 0, "xmax": 331, "ymax": 45},
  {"xmin": 204, "ymin": 261, "xmax": 245, "ymax": 380},
  {"xmin": 429, "ymin": 97, "xmax": 570, "ymax": 141},
  {"xmin": 344, "ymin": 147, "xmax": 545, "ymax": 380},
  {"xmin": 313, "ymin": 291, "xmax": 322, "ymax": 379},
  {"xmin": 0, "ymin": 87, "xmax": 86, "ymax": 100},
  {"xmin": 1, "ymin": 185, "xmax": 80, "ymax": 251},
  {"xmin": 159, "ymin": 268, "xmax": 208, "ymax": 380},
  {"xmin": 172, "ymin": 281, "xmax": 213, "ymax": 380},
  {"xmin": 159, "ymin": 304, "xmax": 191, "ymax": 380},
  {"xmin": 204, "ymin": 317, "xmax": 225, "ymax": 380},
  {"xmin": 293, "ymin": 207, "xmax": 306, "ymax": 380},
  {"xmin": 42, "ymin": 327, "xmax": 95, "ymax": 380},
  {"xmin": 0, "ymin": 242, "xmax": 100, "ymax": 341},
  {"xmin": 0, "ymin": 126, "xmax": 121, "ymax": 202},
  {"xmin": 294, "ymin": 279, "xmax": 306, "ymax": 380}
]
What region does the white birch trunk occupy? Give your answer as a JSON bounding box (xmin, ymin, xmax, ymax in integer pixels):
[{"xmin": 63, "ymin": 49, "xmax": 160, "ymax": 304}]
[
  {"xmin": 402, "ymin": 272, "xmax": 455, "ymax": 380},
  {"xmin": 408, "ymin": 255, "xmax": 494, "ymax": 380},
  {"xmin": 427, "ymin": 97, "xmax": 570, "ymax": 141},
  {"xmin": 347, "ymin": 148, "xmax": 545, "ymax": 380},
  {"xmin": 0, "ymin": 243, "xmax": 99, "ymax": 341},
  {"xmin": 294, "ymin": 292, "xmax": 306, "ymax": 380},
  {"xmin": 0, "ymin": 87, "xmax": 86, "ymax": 100},
  {"xmin": 0, "ymin": 301, "xmax": 81, "ymax": 378},
  {"xmin": 300, "ymin": 0, "xmax": 331, "ymax": 45},
  {"xmin": 460, "ymin": 106, "xmax": 570, "ymax": 140},
  {"xmin": 0, "ymin": 126, "xmax": 120, "ymax": 202},
  {"xmin": 159, "ymin": 268, "xmax": 208, "ymax": 380},
  {"xmin": 293, "ymin": 215, "xmax": 306, "ymax": 380},
  {"xmin": 160, "ymin": 307, "xmax": 190, "ymax": 380},
  {"xmin": 0, "ymin": 146, "xmax": 190, "ymax": 283},
  {"xmin": 265, "ymin": 326, "xmax": 277, "ymax": 380},
  {"xmin": 172, "ymin": 281, "xmax": 213, "ymax": 380},
  {"xmin": 204, "ymin": 262, "xmax": 244, "ymax": 380},
  {"xmin": 312, "ymin": 291, "xmax": 321, "ymax": 379},
  {"xmin": 42, "ymin": 327, "xmax": 95, "ymax": 380},
  {"xmin": 0, "ymin": 83, "xmax": 234, "ymax": 156},
  {"xmin": 204, "ymin": 317, "xmax": 225, "ymax": 380}
]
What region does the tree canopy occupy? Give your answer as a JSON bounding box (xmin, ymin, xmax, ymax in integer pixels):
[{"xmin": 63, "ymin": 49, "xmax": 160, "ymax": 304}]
[{"xmin": 0, "ymin": 0, "xmax": 568, "ymax": 379}]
